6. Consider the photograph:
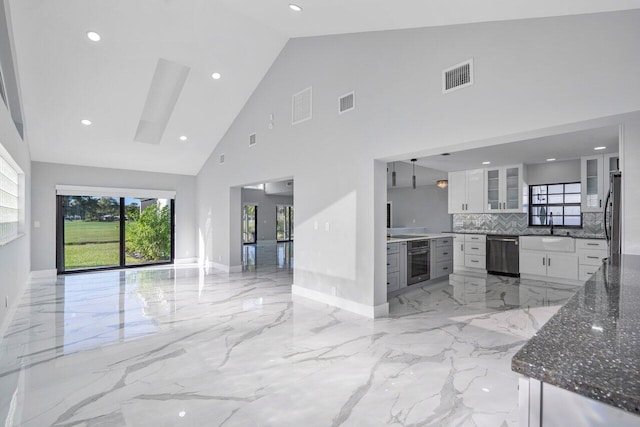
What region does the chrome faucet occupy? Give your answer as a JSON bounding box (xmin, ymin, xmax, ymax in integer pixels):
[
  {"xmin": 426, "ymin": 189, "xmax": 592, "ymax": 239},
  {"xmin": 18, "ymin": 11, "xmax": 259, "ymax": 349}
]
[{"xmin": 549, "ymin": 212, "xmax": 554, "ymax": 235}]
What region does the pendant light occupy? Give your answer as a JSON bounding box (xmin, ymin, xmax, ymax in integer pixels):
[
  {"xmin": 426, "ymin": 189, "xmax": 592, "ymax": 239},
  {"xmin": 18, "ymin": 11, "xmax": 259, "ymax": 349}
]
[
  {"xmin": 392, "ymin": 162, "xmax": 397, "ymax": 187},
  {"xmin": 411, "ymin": 159, "xmax": 417, "ymax": 189}
]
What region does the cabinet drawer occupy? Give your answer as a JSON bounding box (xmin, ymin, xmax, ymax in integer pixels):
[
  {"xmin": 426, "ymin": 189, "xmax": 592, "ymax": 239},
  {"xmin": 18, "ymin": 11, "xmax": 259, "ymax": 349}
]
[
  {"xmin": 465, "ymin": 254, "xmax": 486, "ymax": 269},
  {"xmin": 436, "ymin": 246, "xmax": 453, "ymax": 262},
  {"xmin": 436, "ymin": 237, "xmax": 453, "ymax": 247},
  {"xmin": 465, "ymin": 242, "xmax": 486, "ymax": 256},
  {"xmin": 579, "ymin": 264, "xmax": 601, "ymax": 282},
  {"xmin": 435, "ymin": 261, "xmax": 453, "ymax": 277},
  {"xmin": 387, "ymin": 271, "xmax": 400, "ymax": 292},
  {"xmin": 387, "ymin": 243, "xmax": 400, "ymax": 255},
  {"xmin": 387, "ymin": 253, "xmax": 400, "ymax": 272},
  {"xmin": 579, "ymin": 249, "xmax": 607, "ymax": 266},
  {"xmin": 576, "ymin": 239, "xmax": 607, "ymax": 251},
  {"xmin": 465, "ymin": 234, "xmax": 486, "ymax": 244}
]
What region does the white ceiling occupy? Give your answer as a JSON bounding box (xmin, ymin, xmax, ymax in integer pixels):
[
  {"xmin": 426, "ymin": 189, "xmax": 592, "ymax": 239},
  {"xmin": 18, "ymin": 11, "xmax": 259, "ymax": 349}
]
[{"xmin": 8, "ymin": 0, "xmax": 640, "ymax": 175}]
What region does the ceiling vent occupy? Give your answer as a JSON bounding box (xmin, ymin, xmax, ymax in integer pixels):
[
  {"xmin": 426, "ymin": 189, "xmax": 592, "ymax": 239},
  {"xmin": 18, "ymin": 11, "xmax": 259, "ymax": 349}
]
[
  {"xmin": 442, "ymin": 59, "xmax": 473, "ymax": 93},
  {"xmin": 338, "ymin": 91, "xmax": 355, "ymax": 114},
  {"xmin": 249, "ymin": 133, "xmax": 256, "ymax": 147},
  {"xmin": 219, "ymin": 154, "xmax": 225, "ymax": 164},
  {"xmin": 292, "ymin": 86, "xmax": 312, "ymax": 125}
]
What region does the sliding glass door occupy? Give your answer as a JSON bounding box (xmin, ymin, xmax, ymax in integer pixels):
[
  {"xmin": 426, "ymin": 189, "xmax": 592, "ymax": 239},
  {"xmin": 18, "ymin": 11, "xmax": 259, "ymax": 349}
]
[
  {"xmin": 276, "ymin": 205, "xmax": 294, "ymax": 242},
  {"xmin": 57, "ymin": 195, "xmax": 174, "ymax": 273}
]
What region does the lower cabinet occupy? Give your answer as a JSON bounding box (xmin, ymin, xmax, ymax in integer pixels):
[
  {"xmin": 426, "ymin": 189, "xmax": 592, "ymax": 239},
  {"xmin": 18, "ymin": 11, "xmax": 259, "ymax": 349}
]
[
  {"xmin": 519, "ymin": 251, "xmax": 578, "ymax": 281},
  {"xmin": 431, "ymin": 237, "xmax": 454, "ymax": 279},
  {"xmin": 387, "ymin": 242, "xmax": 406, "ymax": 293},
  {"xmin": 453, "ymin": 234, "xmax": 487, "ymax": 271},
  {"xmin": 577, "ymin": 239, "xmax": 607, "ymax": 282}
]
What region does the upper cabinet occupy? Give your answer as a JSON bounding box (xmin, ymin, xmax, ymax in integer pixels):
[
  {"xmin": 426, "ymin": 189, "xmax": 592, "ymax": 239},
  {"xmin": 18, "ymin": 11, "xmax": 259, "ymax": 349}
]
[
  {"xmin": 484, "ymin": 165, "xmax": 523, "ymax": 213},
  {"xmin": 448, "ymin": 169, "xmax": 485, "ymax": 214},
  {"xmin": 581, "ymin": 153, "xmax": 618, "ymax": 212}
]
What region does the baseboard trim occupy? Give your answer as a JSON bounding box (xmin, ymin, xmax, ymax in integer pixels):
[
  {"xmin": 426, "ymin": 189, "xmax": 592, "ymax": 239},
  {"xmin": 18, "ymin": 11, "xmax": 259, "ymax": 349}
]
[
  {"xmin": 207, "ymin": 261, "xmax": 243, "ymax": 273},
  {"xmin": 174, "ymin": 258, "xmax": 199, "ymax": 265},
  {"xmin": 30, "ymin": 269, "xmax": 57, "ymax": 280},
  {"xmin": 291, "ymin": 285, "xmax": 389, "ymax": 318},
  {"xmin": 519, "ymin": 273, "xmax": 583, "ymax": 286}
]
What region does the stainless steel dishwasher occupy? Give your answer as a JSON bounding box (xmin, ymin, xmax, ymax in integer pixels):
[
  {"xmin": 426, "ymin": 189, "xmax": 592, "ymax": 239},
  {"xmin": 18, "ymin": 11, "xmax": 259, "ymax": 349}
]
[{"xmin": 486, "ymin": 235, "xmax": 519, "ymax": 277}]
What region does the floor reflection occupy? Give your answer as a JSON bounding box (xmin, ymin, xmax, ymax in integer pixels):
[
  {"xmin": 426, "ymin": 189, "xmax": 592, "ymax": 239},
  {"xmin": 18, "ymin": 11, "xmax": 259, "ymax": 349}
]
[{"xmin": 242, "ymin": 241, "xmax": 293, "ymax": 272}]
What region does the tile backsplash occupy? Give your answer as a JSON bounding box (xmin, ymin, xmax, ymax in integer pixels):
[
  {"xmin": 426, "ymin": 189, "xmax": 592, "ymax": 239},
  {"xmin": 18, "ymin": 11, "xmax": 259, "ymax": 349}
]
[{"xmin": 452, "ymin": 212, "xmax": 605, "ymax": 237}]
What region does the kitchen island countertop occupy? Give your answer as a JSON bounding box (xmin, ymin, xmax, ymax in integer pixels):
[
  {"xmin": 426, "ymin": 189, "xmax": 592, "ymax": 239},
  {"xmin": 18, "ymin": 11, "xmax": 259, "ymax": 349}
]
[{"xmin": 512, "ymin": 254, "xmax": 640, "ymax": 414}]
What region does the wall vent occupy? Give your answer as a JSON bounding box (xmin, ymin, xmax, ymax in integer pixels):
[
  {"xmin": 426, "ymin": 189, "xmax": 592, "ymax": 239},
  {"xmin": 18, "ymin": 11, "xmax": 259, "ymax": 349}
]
[
  {"xmin": 249, "ymin": 133, "xmax": 256, "ymax": 147},
  {"xmin": 292, "ymin": 86, "xmax": 312, "ymax": 125},
  {"xmin": 219, "ymin": 154, "xmax": 225, "ymax": 164},
  {"xmin": 338, "ymin": 91, "xmax": 355, "ymax": 114},
  {"xmin": 442, "ymin": 59, "xmax": 473, "ymax": 93}
]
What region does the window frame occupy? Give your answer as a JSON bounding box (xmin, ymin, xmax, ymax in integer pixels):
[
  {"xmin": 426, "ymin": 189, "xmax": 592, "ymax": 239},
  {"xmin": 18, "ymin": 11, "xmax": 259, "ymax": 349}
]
[
  {"xmin": 528, "ymin": 181, "xmax": 582, "ymax": 228},
  {"xmin": 0, "ymin": 146, "xmax": 24, "ymax": 246}
]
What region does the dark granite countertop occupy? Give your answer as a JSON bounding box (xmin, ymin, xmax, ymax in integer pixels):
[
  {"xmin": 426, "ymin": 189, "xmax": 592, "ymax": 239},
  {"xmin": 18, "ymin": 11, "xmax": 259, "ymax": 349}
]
[
  {"xmin": 512, "ymin": 254, "xmax": 640, "ymax": 414},
  {"xmin": 450, "ymin": 230, "xmax": 605, "ymax": 239}
]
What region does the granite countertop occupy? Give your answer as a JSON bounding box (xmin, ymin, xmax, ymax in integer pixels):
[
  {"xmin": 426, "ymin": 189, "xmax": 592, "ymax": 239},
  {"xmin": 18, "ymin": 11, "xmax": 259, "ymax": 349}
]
[
  {"xmin": 512, "ymin": 254, "xmax": 640, "ymax": 414},
  {"xmin": 449, "ymin": 230, "xmax": 605, "ymax": 240},
  {"xmin": 386, "ymin": 233, "xmax": 453, "ymax": 243}
]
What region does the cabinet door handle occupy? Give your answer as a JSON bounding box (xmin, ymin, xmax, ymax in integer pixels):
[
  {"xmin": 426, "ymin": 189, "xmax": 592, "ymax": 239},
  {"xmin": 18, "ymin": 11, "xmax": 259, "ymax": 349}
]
[
  {"xmin": 443, "ymin": 267, "xmax": 449, "ymax": 270},
  {"xmin": 462, "ymin": 203, "xmax": 464, "ymax": 211},
  {"xmin": 466, "ymin": 203, "xmax": 468, "ymax": 210},
  {"xmin": 600, "ymin": 199, "xmax": 602, "ymax": 208},
  {"xmin": 587, "ymin": 243, "xmax": 599, "ymax": 246},
  {"xmin": 471, "ymin": 260, "xmax": 479, "ymax": 263},
  {"xmin": 443, "ymin": 252, "xmax": 449, "ymax": 255},
  {"xmin": 461, "ymin": 244, "xmax": 464, "ymax": 251},
  {"xmin": 587, "ymin": 256, "xmax": 600, "ymax": 259},
  {"xmin": 548, "ymin": 257, "xmax": 551, "ymax": 267},
  {"xmin": 543, "ymin": 257, "xmax": 546, "ymax": 266}
]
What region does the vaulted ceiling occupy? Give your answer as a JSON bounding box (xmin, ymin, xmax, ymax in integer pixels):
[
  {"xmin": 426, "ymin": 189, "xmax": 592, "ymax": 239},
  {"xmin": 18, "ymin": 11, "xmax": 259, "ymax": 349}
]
[{"xmin": 7, "ymin": 0, "xmax": 640, "ymax": 175}]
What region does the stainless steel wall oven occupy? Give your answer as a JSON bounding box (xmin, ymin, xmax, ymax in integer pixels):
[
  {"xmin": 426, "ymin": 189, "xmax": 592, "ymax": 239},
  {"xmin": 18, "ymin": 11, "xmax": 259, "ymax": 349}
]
[{"xmin": 407, "ymin": 240, "xmax": 430, "ymax": 285}]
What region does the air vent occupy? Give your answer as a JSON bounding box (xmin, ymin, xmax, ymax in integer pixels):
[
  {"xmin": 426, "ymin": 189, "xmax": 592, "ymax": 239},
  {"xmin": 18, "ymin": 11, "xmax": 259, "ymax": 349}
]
[
  {"xmin": 249, "ymin": 133, "xmax": 256, "ymax": 147},
  {"xmin": 292, "ymin": 86, "xmax": 312, "ymax": 125},
  {"xmin": 338, "ymin": 92, "xmax": 355, "ymax": 114},
  {"xmin": 442, "ymin": 59, "xmax": 473, "ymax": 93},
  {"xmin": 219, "ymin": 154, "xmax": 225, "ymax": 164}
]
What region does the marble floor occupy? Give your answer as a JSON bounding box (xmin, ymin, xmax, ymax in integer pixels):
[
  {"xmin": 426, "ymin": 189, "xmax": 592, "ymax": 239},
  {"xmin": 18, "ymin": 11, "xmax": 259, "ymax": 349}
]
[{"xmin": 0, "ymin": 244, "xmax": 581, "ymax": 426}]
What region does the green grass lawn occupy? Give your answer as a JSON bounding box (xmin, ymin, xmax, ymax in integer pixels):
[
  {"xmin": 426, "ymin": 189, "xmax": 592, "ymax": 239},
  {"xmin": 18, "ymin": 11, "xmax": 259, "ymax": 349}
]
[
  {"xmin": 64, "ymin": 221, "xmax": 168, "ymax": 269},
  {"xmin": 64, "ymin": 220, "xmax": 120, "ymax": 244}
]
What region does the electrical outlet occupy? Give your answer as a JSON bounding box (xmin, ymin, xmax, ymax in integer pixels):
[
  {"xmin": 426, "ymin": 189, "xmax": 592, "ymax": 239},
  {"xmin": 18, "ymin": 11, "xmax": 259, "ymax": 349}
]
[
  {"xmin": 325, "ymin": 222, "xmax": 330, "ymax": 232},
  {"xmin": 512, "ymin": 221, "xmax": 517, "ymax": 228}
]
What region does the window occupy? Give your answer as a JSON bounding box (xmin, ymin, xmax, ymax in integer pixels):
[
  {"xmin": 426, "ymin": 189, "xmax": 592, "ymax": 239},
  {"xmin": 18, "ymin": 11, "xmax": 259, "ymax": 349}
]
[
  {"xmin": 529, "ymin": 182, "xmax": 582, "ymax": 227},
  {"xmin": 0, "ymin": 153, "xmax": 19, "ymax": 242}
]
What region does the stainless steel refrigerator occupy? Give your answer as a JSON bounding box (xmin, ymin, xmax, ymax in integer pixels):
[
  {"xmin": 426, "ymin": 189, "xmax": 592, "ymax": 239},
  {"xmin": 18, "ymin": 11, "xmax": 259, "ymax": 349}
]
[{"xmin": 604, "ymin": 171, "xmax": 622, "ymax": 258}]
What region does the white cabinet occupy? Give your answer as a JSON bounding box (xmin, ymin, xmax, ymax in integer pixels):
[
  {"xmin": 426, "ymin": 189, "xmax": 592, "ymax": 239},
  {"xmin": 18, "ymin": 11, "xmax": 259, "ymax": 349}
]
[
  {"xmin": 581, "ymin": 153, "xmax": 618, "ymax": 212},
  {"xmin": 431, "ymin": 237, "xmax": 454, "ymax": 279},
  {"xmin": 485, "ymin": 164, "xmax": 523, "ymax": 213},
  {"xmin": 387, "ymin": 242, "xmax": 407, "ymax": 293},
  {"xmin": 519, "ymin": 236, "xmax": 578, "ymax": 281},
  {"xmin": 448, "ymin": 169, "xmax": 485, "ymax": 214},
  {"xmin": 453, "ymin": 234, "xmax": 487, "ymax": 271},
  {"xmin": 576, "ymin": 239, "xmax": 607, "ymax": 282}
]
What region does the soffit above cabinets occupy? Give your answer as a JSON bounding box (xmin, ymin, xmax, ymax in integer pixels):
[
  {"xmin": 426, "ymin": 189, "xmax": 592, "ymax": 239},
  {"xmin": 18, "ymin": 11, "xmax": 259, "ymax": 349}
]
[{"xmin": 413, "ymin": 126, "xmax": 620, "ymax": 173}]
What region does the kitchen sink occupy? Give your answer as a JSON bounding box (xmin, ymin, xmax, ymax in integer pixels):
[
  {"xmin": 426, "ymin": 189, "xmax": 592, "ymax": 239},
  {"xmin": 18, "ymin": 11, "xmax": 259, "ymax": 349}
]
[{"xmin": 520, "ymin": 235, "xmax": 575, "ymax": 252}]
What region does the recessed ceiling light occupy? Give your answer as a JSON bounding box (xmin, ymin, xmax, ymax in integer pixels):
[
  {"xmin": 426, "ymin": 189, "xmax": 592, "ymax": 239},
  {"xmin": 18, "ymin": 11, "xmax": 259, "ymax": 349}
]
[
  {"xmin": 289, "ymin": 4, "xmax": 302, "ymax": 12},
  {"xmin": 86, "ymin": 31, "xmax": 101, "ymax": 42},
  {"xmin": 482, "ymin": 161, "xmax": 491, "ymax": 165},
  {"xmin": 594, "ymin": 146, "xmax": 606, "ymax": 150},
  {"xmin": 546, "ymin": 158, "xmax": 556, "ymax": 162},
  {"xmin": 81, "ymin": 119, "xmax": 92, "ymax": 126},
  {"xmin": 179, "ymin": 135, "xmax": 188, "ymax": 141},
  {"xmin": 211, "ymin": 72, "xmax": 222, "ymax": 80}
]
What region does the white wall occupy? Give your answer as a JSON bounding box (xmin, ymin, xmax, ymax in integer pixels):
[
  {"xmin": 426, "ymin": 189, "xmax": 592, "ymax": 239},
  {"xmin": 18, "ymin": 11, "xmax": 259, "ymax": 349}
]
[
  {"xmin": 0, "ymin": 102, "xmax": 30, "ymax": 327},
  {"xmin": 387, "ymin": 185, "xmax": 451, "ymax": 232},
  {"xmin": 622, "ymin": 120, "xmax": 640, "ymax": 255},
  {"xmin": 196, "ymin": 10, "xmax": 640, "ymax": 316},
  {"xmin": 526, "ymin": 160, "xmax": 581, "ymax": 186},
  {"xmin": 30, "ymin": 162, "xmax": 197, "ymax": 272},
  {"xmin": 241, "ymin": 188, "xmax": 293, "ymax": 242}
]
